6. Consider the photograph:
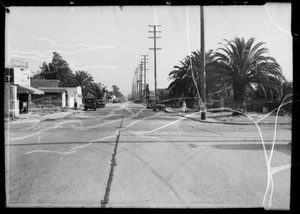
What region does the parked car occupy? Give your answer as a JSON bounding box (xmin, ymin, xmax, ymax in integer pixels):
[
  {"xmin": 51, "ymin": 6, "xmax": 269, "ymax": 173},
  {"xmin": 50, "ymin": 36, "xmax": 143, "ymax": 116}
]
[
  {"xmin": 152, "ymin": 103, "xmax": 166, "ymax": 112},
  {"xmin": 84, "ymin": 97, "xmax": 96, "ymax": 111},
  {"xmin": 96, "ymin": 99, "xmax": 106, "ymax": 108},
  {"xmin": 113, "ymin": 98, "xmax": 121, "ymax": 103},
  {"xmin": 133, "ymin": 99, "xmax": 142, "ymax": 103},
  {"xmin": 146, "ymin": 102, "xmax": 154, "ymax": 109}
]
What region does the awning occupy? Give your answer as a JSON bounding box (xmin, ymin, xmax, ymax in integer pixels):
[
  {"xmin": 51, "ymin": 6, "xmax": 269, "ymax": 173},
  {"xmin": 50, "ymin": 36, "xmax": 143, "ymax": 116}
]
[{"xmin": 17, "ymin": 84, "xmax": 44, "ymax": 95}]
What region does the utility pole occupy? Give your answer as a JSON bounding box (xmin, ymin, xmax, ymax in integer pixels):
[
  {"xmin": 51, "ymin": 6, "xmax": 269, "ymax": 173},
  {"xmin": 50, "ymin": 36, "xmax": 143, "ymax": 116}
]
[
  {"xmin": 200, "ymin": 6, "xmax": 206, "ymax": 120},
  {"xmin": 132, "ymin": 77, "xmax": 135, "ymax": 100},
  {"xmin": 141, "ymin": 54, "xmax": 149, "ymax": 98},
  {"xmin": 135, "ymin": 67, "xmax": 139, "ymax": 99},
  {"xmin": 139, "ymin": 62, "xmax": 143, "ymax": 99},
  {"xmin": 149, "ymin": 25, "xmax": 161, "ymax": 102}
]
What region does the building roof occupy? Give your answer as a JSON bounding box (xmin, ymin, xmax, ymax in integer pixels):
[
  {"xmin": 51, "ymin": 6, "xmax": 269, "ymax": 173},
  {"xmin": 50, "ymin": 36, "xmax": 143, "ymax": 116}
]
[
  {"xmin": 38, "ymin": 87, "xmax": 67, "ymax": 93},
  {"xmin": 17, "ymin": 84, "xmax": 44, "ymax": 95},
  {"xmin": 31, "ymin": 79, "xmax": 60, "ymax": 88}
]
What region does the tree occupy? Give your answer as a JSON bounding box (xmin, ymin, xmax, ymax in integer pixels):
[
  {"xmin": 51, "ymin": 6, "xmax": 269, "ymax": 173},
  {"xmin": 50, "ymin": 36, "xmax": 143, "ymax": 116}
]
[
  {"xmin": 33, "ymin": 52, "xmax": 76, "ymax": 87},
  {"xmin": 74, "ymin": 70, "xmax": 94, "ymax": 94},
  {"xmin": 168, "ymin": 49, "xmax": 221, "ymax": 100},
  {"xmin": 168, "ymin": 55, "xmax": 196, "ymax": 99},
  {"xmin": 52, "ymin": 52, "xmax": 76, "ymax": 87},
  {"xmin": 212, "ymin": 37, "xmax": 285, "ymax": 114},
  {"xmin": 73, "ymin": 71, "xmax": 101, "ymax": 98},
  {"xmin": 88, "ymin": 83, "xmax": 102, "ymax": 99},
  {"xmin": 112, "ymin": 85, "xmax": 125, "ymax": 100}
]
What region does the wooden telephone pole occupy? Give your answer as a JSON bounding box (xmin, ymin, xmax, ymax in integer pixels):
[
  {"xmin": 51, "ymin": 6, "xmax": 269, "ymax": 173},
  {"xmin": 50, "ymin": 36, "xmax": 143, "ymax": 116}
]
[
  {"xmin": 149, "ymin": 25, "xmax": 161, "ymax": 102},
  {"xmin": 200, "ymin": 6, "xmax": 206, "ymax": 120},
  {"xmin": 141, "ymin": 54, "xmax": 149, "ymax": 98}
]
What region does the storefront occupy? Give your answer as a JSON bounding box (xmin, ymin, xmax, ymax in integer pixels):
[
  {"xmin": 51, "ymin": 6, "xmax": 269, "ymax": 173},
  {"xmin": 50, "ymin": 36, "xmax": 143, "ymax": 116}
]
[
  {"xmin": 5, "ymin": 66, "xmax": 44, "ymax": 118},
  {"xmin": 17, "ymin": 84, "xmax": 44, "ymax": 114}
]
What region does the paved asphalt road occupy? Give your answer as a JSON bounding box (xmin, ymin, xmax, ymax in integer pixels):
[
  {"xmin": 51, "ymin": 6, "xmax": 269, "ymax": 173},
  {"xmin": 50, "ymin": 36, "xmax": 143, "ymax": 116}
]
[{"xmin": 5, "ymin": 102, "xmax": 291, "ymax": 209}]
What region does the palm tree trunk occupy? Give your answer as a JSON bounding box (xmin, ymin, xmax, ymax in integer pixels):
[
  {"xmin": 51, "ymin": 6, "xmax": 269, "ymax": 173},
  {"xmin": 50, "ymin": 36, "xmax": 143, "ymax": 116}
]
[{"xmin": 232, "ymin": 82, "xmax": 246, "ymax": 115}]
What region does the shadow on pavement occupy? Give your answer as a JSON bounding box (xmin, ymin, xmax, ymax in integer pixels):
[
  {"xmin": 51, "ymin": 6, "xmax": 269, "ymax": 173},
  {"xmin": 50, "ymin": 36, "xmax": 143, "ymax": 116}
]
[{"xmin": 211, "ymin": 143, "xmax": 291, "ymax": 155}]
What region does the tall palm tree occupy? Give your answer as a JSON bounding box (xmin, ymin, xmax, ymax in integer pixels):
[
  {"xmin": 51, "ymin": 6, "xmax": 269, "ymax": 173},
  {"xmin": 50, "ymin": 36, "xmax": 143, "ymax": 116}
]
[{"xmin": 212, "ymin": 37, "xmax": 285, "ymax": 113}]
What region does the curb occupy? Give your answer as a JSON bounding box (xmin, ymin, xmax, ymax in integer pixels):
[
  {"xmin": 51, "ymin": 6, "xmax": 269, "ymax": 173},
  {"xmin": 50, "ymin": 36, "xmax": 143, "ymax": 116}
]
[{"xmin": 181, "ymin": 115, "xmax": 291, "ymax": 126}]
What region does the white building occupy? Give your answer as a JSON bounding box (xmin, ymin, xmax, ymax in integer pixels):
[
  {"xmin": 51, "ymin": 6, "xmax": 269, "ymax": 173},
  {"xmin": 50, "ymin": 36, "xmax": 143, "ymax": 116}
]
[{"xmin": 59, "ymin": 87, "xmax": 83, "ymax": 108}]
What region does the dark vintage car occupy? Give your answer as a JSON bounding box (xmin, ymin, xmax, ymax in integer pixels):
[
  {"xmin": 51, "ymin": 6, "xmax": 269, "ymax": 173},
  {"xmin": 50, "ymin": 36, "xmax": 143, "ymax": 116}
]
[
  {"xmin": 84, "ymin": 98, "xmax": 96, "ymax": 111},
  {"xmin": 152, "ymin": 101, "xmax": 167, "ymax": 112},
  {"xmin": 146, "ymin": 102, "xmax": 154, "ymax": 109},
  {"xmin": 96, "ymin": 99, "xmax": 106, "ymax": 108}
]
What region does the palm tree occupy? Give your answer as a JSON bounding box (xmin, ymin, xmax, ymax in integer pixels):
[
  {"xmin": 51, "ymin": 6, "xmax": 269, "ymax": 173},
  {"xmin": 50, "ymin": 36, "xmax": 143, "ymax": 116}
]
[
  {"xmin": 212, "ymin": 37, "xmax": 285, "ymax": 114},
  {"xmin": 168, "ymin": 55, "xmax": 195, "ymax": 98},
  {"xmin": 74, "ymin": 71, "xmax": 94, "ymax": 96},
  {"xmin": 168, "ymin": 50, "xmax": 222, "ymax": 102}
]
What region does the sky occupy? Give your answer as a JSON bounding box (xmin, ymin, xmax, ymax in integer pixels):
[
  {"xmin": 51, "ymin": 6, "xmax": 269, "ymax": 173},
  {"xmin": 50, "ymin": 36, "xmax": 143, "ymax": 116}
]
[{"xmin": 5, "ymin": 3, "xmax": 292, "ymax": 95}]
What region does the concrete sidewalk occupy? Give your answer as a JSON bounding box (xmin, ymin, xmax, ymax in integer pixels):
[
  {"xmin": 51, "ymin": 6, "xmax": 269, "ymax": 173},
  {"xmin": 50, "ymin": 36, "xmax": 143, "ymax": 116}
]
[{"xmin": 166, "ymin": 108, "xmax": 292, "ymax": 125}]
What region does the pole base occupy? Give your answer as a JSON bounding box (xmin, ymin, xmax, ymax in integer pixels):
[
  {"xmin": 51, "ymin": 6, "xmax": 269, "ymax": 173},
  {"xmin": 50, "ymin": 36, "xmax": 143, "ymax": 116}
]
[{"xmin": 201, "ymin": 111, "xmax": 206, "ymax": 120}]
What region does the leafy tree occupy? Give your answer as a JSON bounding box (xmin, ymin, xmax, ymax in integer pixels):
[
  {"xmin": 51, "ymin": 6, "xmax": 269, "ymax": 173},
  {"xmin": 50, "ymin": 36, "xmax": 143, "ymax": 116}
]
[
  {"xmin": 52, "ymin": 52, "xmax": 76, "ymax": 87},
  {"xmin": 212, "ymin": 37, "xmax": 285, "ymax": 113},
  {"xmin": 33, "ymin": 61, "xmax": 57, "ymax": 79},
  {"xmin": 33, "ymin": 52, "xmax": 76, "ymax": 87}
]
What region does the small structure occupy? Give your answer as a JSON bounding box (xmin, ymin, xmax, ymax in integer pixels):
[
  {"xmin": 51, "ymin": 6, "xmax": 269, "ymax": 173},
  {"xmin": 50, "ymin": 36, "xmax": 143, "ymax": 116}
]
[
  {"xmin": 4, "ymin": 67, "xmax": 44, "ymax": 118},
  {"xmin": 30, "ymin": 79, "xmax": 82, "ymax": 108},
  {"xmin": 59, "ymin": 87, "xmax": 83, "ymax": 108},
  {"xmin": 33, "ymin": 87, "xmax": 67, "ymax": 108},
  {"xmin": 30, "ymin": 79, "xmax": 66, "ymax": 108}
]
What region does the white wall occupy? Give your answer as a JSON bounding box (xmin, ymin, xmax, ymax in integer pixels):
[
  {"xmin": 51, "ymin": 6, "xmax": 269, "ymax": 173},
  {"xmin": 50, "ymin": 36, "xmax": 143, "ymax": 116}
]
[
  {"xmin": 76, "ymin": 86, "xmax": 82, "ymax": 106},
  {"xmin": 13, "ymin": 68, "xmax": 30, "ymax": 86},
  {"xmin": 62, "ymin": 92, "xmax": 66, "ymax": 108},
  {"xmin": 13, "ymin": 86, "xmax": 19, "ymax": 117},
  {"xmin": 69, "ymin": 96, "xmax": 74, "ymax": 108}
]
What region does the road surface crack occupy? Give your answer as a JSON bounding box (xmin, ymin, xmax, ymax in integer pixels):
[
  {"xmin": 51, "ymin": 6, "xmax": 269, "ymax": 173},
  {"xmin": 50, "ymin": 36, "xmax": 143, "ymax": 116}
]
[{"xmin": 100, "ymin": 108, "xmax": 125, "ymax": 208}]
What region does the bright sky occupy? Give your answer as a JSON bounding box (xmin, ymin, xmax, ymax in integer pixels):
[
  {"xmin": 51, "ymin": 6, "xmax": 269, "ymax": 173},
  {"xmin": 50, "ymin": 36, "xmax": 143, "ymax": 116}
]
[{"xmin": 6, "ymin": 3, "xmax": 292, "ymax": 95}]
